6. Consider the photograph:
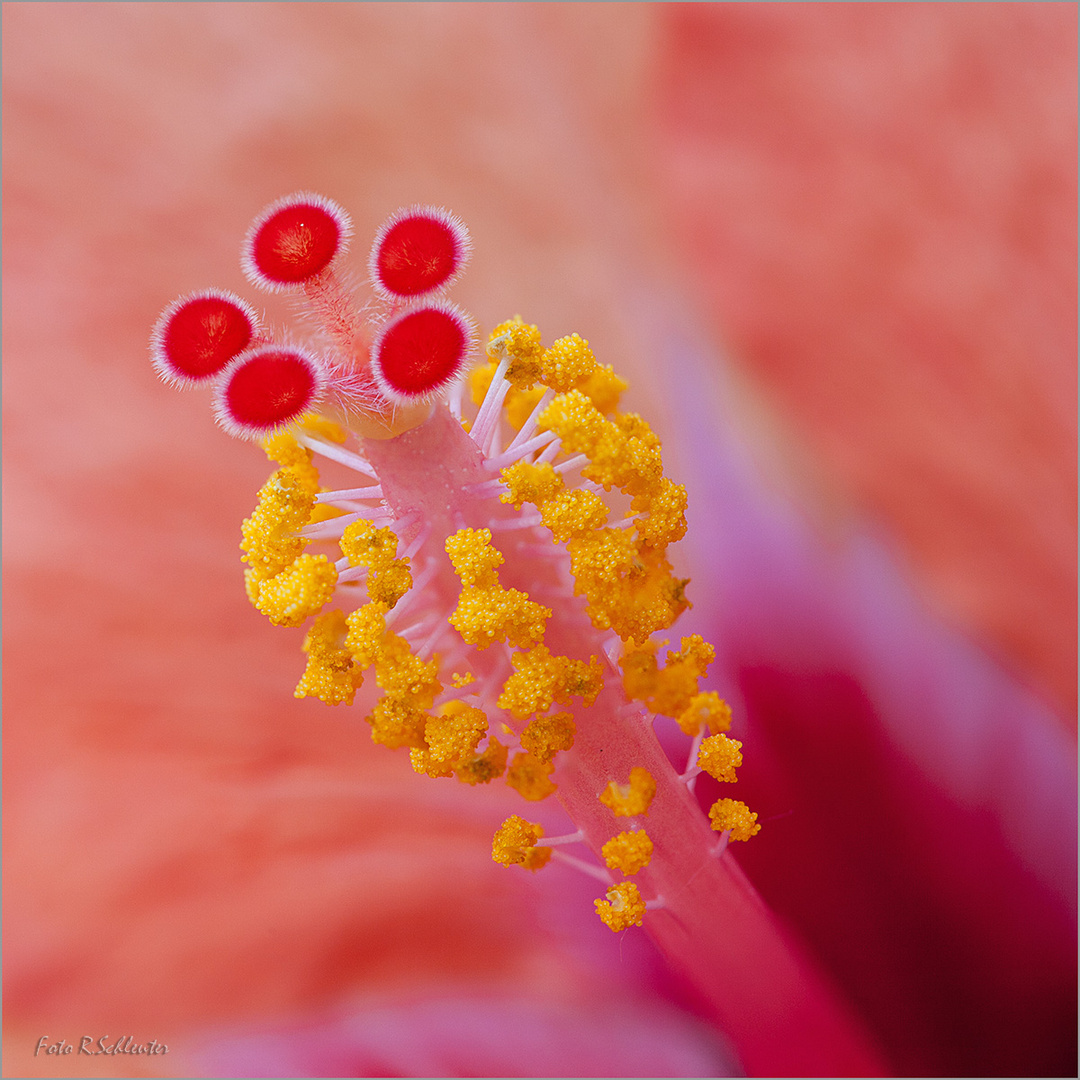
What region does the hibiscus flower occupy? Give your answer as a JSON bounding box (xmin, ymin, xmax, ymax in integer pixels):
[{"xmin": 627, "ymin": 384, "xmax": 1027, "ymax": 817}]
[{"xmin": 4, "ymin": 5, "xmax": 1075, "ymax": 1078}]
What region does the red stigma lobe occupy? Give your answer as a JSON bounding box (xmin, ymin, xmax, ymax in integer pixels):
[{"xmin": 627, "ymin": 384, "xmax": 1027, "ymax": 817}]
[
  {"xmin": 371, "ymin": 207, "xmax": 469, "ymax": 299},
  {"xmin": 247, "ymin": 197, "xmax": 347, "ymax": 287},
  {"xmin": 153, "ymin": 291, "xmax": 255, "ymax": 384},
  {"xmin": 373, "ymin": 305, "xmax": 470, "ymax": 401},
  {"xmin": 219, "ymin": 347, "xmax": 322, "ymax": 434}
]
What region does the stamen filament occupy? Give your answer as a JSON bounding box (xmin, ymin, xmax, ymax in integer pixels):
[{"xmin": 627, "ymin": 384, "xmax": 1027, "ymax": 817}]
[
  {"xmin": 484, "ymin": 429, "xmax": 558, "ymax": 471},
  {"xmin": 382, "ymin": 562, "xmax": 439, "ymax": 626},
  {"xmin": 550, "ymin": 849, "xmax": 614, "ymax": 885},
  {"xmin": 553, "ymin": 453, "xmax": 589, "ymax": 475},
  {"xmin": 504, "ymin": 387, "xmax": 555, "ymax": 450},
  {"xmin": 470, "ymin": 354, "xmax": 512, "ymax": 449},
  {"xmin": 535, "ymin": 438, "xmax": 562, "ymax": 464},
  {"xmin": 295, "ymin": 433, "xmax": 377, "ymax": 475},
  {"xmin": 299, "ymin": 506, "xmax": 389, "ymax": 539},
  {"xmin": 334, "ymin": 557, "xmax": 368, "ymax": 578},
  {"xmin": 400, "ymin": 523, "xmax": 431, "ymax": 560},
  {"xmin": 445, "ymin": 379, "xmax": 465, "ymax": 420},
  {"xmin": 486, "ymin": 512, "xmax": 543, "ymax": 531},
  {"xmin": 539, "ymin": 830, "xmax": 585, "ymax": 847},
  {"xmin": 315, "ymin": 485, "xmax": 384, "ymax": 502}
]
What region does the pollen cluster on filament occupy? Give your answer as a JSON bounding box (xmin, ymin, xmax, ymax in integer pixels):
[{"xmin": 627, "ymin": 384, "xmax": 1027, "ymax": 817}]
[{"xmin": 152, "ymin": 194, "xmax": 759, "ymax": 934}]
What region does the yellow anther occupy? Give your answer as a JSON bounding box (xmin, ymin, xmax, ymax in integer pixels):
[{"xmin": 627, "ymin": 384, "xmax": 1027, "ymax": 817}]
[
  {"xmin": 294, "ymin": 609, "xmax": 364, "ymax": 705},
  {"xmin": 594, "ymin": 881, "xmax": 646, "ymax": 931},
  {"xmin": 567, "ymin": 527, "xmax": 639, "ymax": 592},
  {"xmin": 455, "ymin": 737, "xmax": 508, "ymax": 785},
  {"xmin": 537, "ymin": 390, "xmax": 608, "ymax": 456},
  {"xmin": 612, "ymin": 412, "xmax": 660, "ymax": 450},
  {"xmin": 580, "ymin": 364, "xmax": 627, "ymax": 415},
  {"xmin": 411, "ymin": 702, "xmax": 488, "ymax": 778},
  {"xmin": 446, "ymin": 527, "xmax": 550, "ymax": 649},
  {"xmin": 426, "ymin": 702, "xmax": 488, "ymax": 766},
  {"xmin": 498, "ymin": 645, "xmax": 603, "ymax": 720},
  {"xmin": 620, "ymin": 641, "xmax": 659, "ymax": 699},
  {"xmin": 339, "ymin": 524, "xmax": 412, "ymax": 606},
  {"xmin": 559, "ymin": 654, "xmax": 604, "ymax": 704},
  {"xmin": 492, "ymin": 815, "xmax": 552, "ymax": 871},
  {"xmin": 539, "ymin": 405, "xmax": 665, "ymax": 504},
  {"xmin": 366, "ymin": 697, "xmax": 429, "ymax": 750},
  {"xmin": 627, "ymin": 574, "xmax": 690, "ymax": 644},
  {"xmin": 520, "ymin": 713, "xmax": 575, "ymax": 764},
  {"xmin": 489, "ymin": 317, "xmax": 545, "ymax": 389},
  {"xmin": 254, "ymin": 552, "xmax": 337, "ymax": 627},
  {"xmin": 262, "ymin": 429, "xmax": 319, "ymax": 478},
  {"xmin": 341, "ymin": 521, "xmax": 399, "ymax": 573},
  {"xmin": 506, "ymin": 751, "xmax": 557, "ymax": 801},
  {"xmin": 635, "ymin": 478, "xmax": 688, "ymax": 548},
  {"xmin": 538, "ymin": 392, "xmax": 667, "ymax": 505},
  {"xmin": 369, "ymin": 560, "xmax": 413, "ymax": 608},
  {"xmin": 345, "ymin": 601, "xmax": 387, "ymax": 667},
  {"xmin": 450, "ymin": 585, "xmax": 551, "ymax": 650},
  {"xmin": 677, "ymin": 634, "xmax": 715, "ymax": 671},
  {"xmin": 243, "ymin": 567, "xmax": 262, "ymax": 605},
  {"xmin": 697, "ymin": 734, "xmax": 743, "ymax": 783},
  {"xmin": 451, "ymin": 671, "xmax": 476, "ymax": 688},
  {"xmin": 605, "ymin": 566, "xmax": 689, "ymax": 645},
  {"xmin": 445, "ymin": 527, "xmax": 503, "ymax": 588},
  {"xmin": 541, "ymin": 333, "xmax": 596, "ymax": 393},
  {"xmin": 599, "ymin": 767, "xmax": 656, "ymax": 817},
  {"xmin": 531, "ymin": 392, "xmax": 688, "ymax": 642},
  {"xmin": 709, "ymin": 798, "xmax": 761, "ymax": 842},
  {"xmin": 241, "ymin": 466, "xmax": 318, "ymax": 581},
  {"xmin": 566, "ymin": 531, "xmax": 687, "ymax": 643},
  {"xmin": 621, "ymin": 635, "xmax": 715, "ymax": 718},
  {"xmin": 375, "ymin": 632, "xmax": 442, "ymax": 709},
  {"xmin": 601, "ymin": 829, "xmax": 654, "ymax": 875},
  {"xmin": 580, "ymin": 424, "xmax": 630, "ymax": 492},
  {"xmin": 409, "ymin": 745, "xmax": 454, "ymax": 779},
  {"xmin": 499, "ymin": 460, "xmax": 564, "ymax": 510},
  {"xmin": 453, "ymin": 584, "xmax": 537, "ymax": 648},
  {"xmin": 676, "ymin": 691, "xmax": 732, "ymax": 737},
  {"xmin": 540, "ymin": 488, "xmax": 609, "ymax": 544},
  {"xmin": 605, "ymin": 436, "xmax": 664, "ymax": 500}
]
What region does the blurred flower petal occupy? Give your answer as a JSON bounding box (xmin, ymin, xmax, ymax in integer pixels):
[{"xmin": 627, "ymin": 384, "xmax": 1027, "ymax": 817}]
[
  {"xmin": 637, "ymin": 306, "xmax": 1077, "ymax": 1075},
  {"xmin": 192, "ymin": 995, "xmax": 737, "ymax": 1079}
]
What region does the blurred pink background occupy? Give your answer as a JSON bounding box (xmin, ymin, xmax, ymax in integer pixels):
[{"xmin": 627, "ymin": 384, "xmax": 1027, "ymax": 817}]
[{"xmin": 4, "ymin": 4, "xmax": 1075, "ymax": 1077}]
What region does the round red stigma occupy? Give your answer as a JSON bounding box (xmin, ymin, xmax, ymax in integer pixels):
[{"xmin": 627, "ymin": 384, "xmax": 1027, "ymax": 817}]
[
  {"xmin": 213, "ymin": 346, "xmax": 325, "ymax": 438},
  {"xmin": 372, "ymin": 302, "xmax": 472, "ymax": 402},
  {"xmin": 243, "ymin": 193, "xmax": 351, "ymax": 291},
  {"xmin": 151, "ymin": 290, "xmax": 256, "ymax": 386},
  {"xmin": 369, "ymin": 205, "xmax": 471, "ymax": 300}
]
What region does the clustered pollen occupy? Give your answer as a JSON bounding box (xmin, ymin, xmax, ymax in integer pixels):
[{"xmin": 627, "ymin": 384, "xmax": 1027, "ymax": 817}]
[
  {"xmin": 492, "ymin": 815, "xmax": 552, "ymax": 871},
  {"xmin": 594, "ymin": 881, "xmax": 647, "ymax": 931},
  {"xmin": 153, "ymin": 196, "xmax": 759, "ymax": 939},
  {"xmin": 600, "ymin": 767, "xmax": 657, "ymax": 817},
  {"xmin": 446, "ymin": 528, "xmax": 551, "ymax": 650},
  {"xmin": 709, "ymin": 799, "xmax": 762, "ymax": 842},
  {"xmin": 602, "ymin": 830, "xmax": 654, "ymax": 875}
]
